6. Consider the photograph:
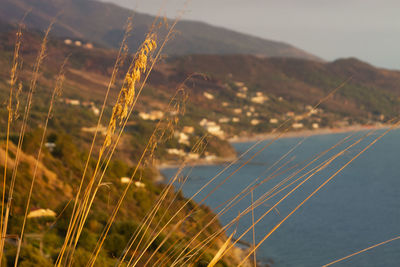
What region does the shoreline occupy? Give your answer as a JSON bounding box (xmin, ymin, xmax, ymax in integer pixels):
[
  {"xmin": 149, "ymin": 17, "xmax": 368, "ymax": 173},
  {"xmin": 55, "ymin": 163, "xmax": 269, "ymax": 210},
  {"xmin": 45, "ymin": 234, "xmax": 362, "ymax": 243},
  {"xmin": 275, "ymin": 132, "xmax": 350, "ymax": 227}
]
[
  {"xmin": 228, "ymin": 124, "xmax": 395, "ymax": 143},
  {"xmin": 157, "ymin": 124, "xmax": 396, "ymax": 170},
  {"xmin": 157, "ymin": 156, "xmax": 237, "ymax": 170},
  {"xmin": 155, "ymin": 123, "xmax": 398, "ymax": 266}
]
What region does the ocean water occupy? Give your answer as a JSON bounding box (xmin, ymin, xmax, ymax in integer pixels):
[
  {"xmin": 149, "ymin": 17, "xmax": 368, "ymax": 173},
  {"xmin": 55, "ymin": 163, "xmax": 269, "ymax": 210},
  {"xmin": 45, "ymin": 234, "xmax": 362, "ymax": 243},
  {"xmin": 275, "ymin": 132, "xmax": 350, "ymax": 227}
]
[{"xmin": 161, "ymin": 129, "xmax": 400, "ymax": 266}]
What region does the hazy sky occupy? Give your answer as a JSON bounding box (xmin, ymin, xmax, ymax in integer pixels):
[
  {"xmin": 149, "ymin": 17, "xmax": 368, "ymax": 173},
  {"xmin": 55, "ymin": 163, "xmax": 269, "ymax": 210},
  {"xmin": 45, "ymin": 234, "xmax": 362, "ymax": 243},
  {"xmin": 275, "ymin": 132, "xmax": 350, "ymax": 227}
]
[{"xmin": 101, "ymin": 0, "xmax": 400, "ymax": 70}]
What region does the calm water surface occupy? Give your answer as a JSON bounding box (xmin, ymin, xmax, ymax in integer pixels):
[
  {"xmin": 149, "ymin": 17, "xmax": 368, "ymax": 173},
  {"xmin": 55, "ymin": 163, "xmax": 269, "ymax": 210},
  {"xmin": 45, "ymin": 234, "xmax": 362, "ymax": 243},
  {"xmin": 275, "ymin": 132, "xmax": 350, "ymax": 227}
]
[{"xmin": 161, "ymin": 129, "xmax": 400, "ymax": 266}]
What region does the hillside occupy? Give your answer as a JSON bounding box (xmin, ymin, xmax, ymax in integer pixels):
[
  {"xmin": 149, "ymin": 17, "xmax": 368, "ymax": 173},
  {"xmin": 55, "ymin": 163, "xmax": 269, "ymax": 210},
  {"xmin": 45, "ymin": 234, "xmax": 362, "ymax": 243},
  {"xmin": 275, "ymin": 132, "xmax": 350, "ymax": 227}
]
[
  {"xmin": 167, "ymin": 55, "xmax": 400, "ymax": 121},
  {"xmin": 0, "ymin": 0, "xmax": 320, "ymax": 60},
  {"xmin": 2, "ymin": 26, "xmax": 399, "ymax": 142},
  {"xmin": 0, "ymin": 28, "xmax": 248, "ymax": 266},
  {"xmin": 1, "ymin": 20, "xmax": 400, "ymax": 266},
  {"xmin": 0, "ymin": 137, "xmax": 247, "ymax": 266}
]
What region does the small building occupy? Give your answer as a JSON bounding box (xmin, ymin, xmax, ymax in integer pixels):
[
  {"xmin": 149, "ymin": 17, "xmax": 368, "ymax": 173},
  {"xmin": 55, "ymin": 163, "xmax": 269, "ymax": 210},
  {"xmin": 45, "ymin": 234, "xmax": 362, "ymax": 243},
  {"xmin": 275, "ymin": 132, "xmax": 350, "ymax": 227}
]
[
  {"xmin": 306, "ymin": 105, "xmax": 318, "ymax": 116},
  {"xmin": 251, "ymin": 94, "xmax": 269, "ymax": 104},
  {"xmin": 199, "ymin": 119, "xmax": 225, "ymax": 138},
  {"xmin": 187, "ymin": 153, "xmax": 200, "ymax": 160},
  {"xmin": 139, "ymin": 110, "xmax": 164, "ymax": 121},
  {"xmin": 239, "ymin": 86, "xmax": 248, "ymax": 92},
  {"xmin": 205, "ymin": 155, "xmax": 217, "ymax": 161},
  {"xmin": 236, "ymin": 92, "xmax": 247, "ymax": 99},
  {"xmin": 292, "ymin": 123, "xmax": 304, "ymax": 129},
  {"xmin": 82, "ymin": 101, "xmax": 94, "ymax": 107},
  {"xmin": 28, "ymin": 209, "xmax": 56, "ymax": 219},
  {"xmin": 74, "ymin": 40, "xmax": 82, "ymax": 46},
  {"xmin": 91, "ymin": 106, "xmax": 100, "ymax": 116},
  {"xmin": 64, "ymin": 39, "xmax": 72, "ymax": 45},
  {"xmin": 45, "ymin": 142, "xmax": 56, "ymax": 152},
  {"xmin": 176, "ymin": 132, "xmax": 190, "ymax": 145},
  {"xmin": 182, "ymin": 126, "xmax": 195, "ymax": 134},
  {"xmin": 81, "ymin": 125, "xmax": 107, "ymax": 135},
  {"xmin": 65, "ymin": 98, "xmax": 80, "ymax": 106},
  {"xmin": 120, "ymin": 178, "xmax": 145, "ymax": 188},
  {"xmin": 312, "ymin": 123, "xmax": 319, "ymax": 129},
  {"xmin": 222, "ymin": 102, "xmax": 229, "ymax": 107},
  {"xmin": 120, "ymin": 177, "xmax": 131, "ymax": 184},
  {"xmin": 207, "ymin": 125, "xmax": 225, "ymax": 138},
  {"xmin": 251, "ymin": 119, "xmax": 261, "ymax": 126},
  {"xmin": 286, "ymin": 112, "xmax": 295, "ymax": 117},
  {"xmin": 269, "ymin": 118, "xmax": 278, "ymax": 124},
  {"xmin": 134, "ymin": 181, "xmax": 145, "ymax": 188},
  {"xmin": 294, "ymin": 115, "xmax": 304, "ymax": 121},
  {"xmin": 232, "ymin": 117, "xmax": 240, "ymax": 123},
  {"xmin": 233, "ymin": 108, "xmax": 242, "ymax": 114},
  {"xmin": 219, "ymin": 117, "xmax": 230, "ymax": 123},
  {"xmin": 199, "ymin": 118, "xmax": 209, "ymax": 127},
  {"xmin": 167, "ymin": 148, "xmax": 186, "ymax": 157},
  {"xmin": 84, "ymin": 43, "xmax": 94, "ymax": 49},
  {"xmin": 203, "ymin": 92, "xmax": 214, "ymax": 100}
]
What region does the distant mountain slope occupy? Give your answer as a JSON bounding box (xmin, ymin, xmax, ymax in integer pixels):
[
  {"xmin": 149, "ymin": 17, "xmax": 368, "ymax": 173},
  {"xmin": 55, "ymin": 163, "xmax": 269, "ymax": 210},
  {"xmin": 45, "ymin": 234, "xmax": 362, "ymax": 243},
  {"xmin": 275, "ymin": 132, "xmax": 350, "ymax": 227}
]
[
  {"xmin": 168, "ymin": 54, "xmax": 400, "ymax": 119},
  {"xmin": 0, "ymin": 0, "xmax": 320, "ymax": 60},
  {"xmin": 2, "ymin": 26, "xmax": 398, "ymax": 138}
]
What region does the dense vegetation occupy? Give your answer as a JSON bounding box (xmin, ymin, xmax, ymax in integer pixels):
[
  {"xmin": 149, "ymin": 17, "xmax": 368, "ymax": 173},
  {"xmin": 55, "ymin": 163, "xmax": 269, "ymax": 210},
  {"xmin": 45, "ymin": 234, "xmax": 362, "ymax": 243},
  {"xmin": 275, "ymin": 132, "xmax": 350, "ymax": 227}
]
[
  {"xmin": 0, "ymin": 20, "xmax": 247, "ymax": 266},
  {"xmin": 1, "ymin": 134, "xmax": 240, "ymax": 266},
  {"xmin": 1, "ymin": 7, "xmax": 400, "ymax": 265}
]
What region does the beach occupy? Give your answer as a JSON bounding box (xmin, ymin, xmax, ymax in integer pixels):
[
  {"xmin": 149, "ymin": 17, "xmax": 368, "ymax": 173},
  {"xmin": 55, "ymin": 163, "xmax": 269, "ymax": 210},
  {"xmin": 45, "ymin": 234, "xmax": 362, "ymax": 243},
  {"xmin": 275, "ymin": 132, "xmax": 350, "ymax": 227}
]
[
  {"xmin": 157, "ymin": 124, "xmax": 395, "ymax": 171},
  {"xmin": 228, "ymin": 124, "xmax": 394, "ymax": 143}
]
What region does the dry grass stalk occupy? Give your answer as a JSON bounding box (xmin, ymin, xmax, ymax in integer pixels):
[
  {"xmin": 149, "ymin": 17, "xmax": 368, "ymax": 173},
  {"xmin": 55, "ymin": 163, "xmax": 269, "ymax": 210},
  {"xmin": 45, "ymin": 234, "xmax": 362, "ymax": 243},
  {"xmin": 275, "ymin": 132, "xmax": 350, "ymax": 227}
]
[
  {"xmin": 117, "ymin": 151, "xmax": 195, "ymax": 266},
  {"xmin": 109, "ymin": 80, "xmax": 203, "ymax": 267},
  {"xmin": 1, "ymin": 20, "xmax": 53, "ymax": 263},
  {"xmin": 57, "ymin": 18, "xmax": 166, "ymax": 264},
  {"xmin": 87, "ymin": 87, "xmax": 188, "ymax": 266},
  {"xmin": 0, "ymin": 20, "xmax": 24, "ymax": 264},
  {"xmin": 207, "ymin": 232, "xmax": 235, "ymax": 267},
  {"xmin": 323, "ymin": 234, "xmax": 400, "ymax": 266},
  {"xmin": 56, "ymin": 18, "xmax": 133, "ymax": 266},
  {"xmin": 251, "ymin": 191, "xmax": 256, "ymax": 267},
  {"xmin": 0, "ymin": 5, "xmax": 382, "ymax": 266},
  {"xmin": 68, "ymin": 17, "xmax": 184, "ymax": 266},
  {"xmin": 13, "ymin": 57, "xmax": 68, "ymax": 266},
  {"xmin": 122, "ymin": 137, "xmax": 207, "ymax": 266},
  {"xmin": 120, "ymin": 83, "xmax": 201, "ymax": 260},
  {"xmin": 104, "ymin": 33, "xmax": 157, "ymax": 148}
]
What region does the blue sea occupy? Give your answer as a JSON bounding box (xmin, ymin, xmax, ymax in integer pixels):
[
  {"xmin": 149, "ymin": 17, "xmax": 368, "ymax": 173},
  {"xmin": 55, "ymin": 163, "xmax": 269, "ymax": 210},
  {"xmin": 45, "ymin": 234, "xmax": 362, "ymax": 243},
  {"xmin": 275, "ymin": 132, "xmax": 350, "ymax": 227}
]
[{"xmin": 161, "ymin": 129, "xmax": 400, "ymax": 266}]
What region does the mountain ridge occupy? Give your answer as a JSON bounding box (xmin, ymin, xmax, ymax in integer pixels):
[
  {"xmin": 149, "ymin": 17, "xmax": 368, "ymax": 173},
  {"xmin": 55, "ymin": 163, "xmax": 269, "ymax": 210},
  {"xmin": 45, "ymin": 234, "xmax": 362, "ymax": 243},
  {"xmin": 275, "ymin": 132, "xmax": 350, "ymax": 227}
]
[{"xmin": 0, "ymin": 0, "xmax": 321, "ymax": 60}]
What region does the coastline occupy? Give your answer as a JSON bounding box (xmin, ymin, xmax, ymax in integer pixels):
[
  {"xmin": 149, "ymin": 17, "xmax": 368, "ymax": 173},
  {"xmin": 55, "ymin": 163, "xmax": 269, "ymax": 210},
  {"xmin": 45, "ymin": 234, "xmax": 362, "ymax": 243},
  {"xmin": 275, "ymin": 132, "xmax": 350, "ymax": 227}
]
[
  {"xmin": 156, "ymin": 123, "xmax": 397, "ymax": 171},
  {"xmin": 155, "ymin": 123, "xmax": 397, "ymax": 266},
  {"xmin": 156, "ymin": 156, "xmax": 237, "ymax": 170},
  {"xmin": 228, "ymin": 124, "xmax": 394, "ymax": 143},
  {"xmin": 156, "ymin": 124, "xmax": 400, "ymax": 267}
]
